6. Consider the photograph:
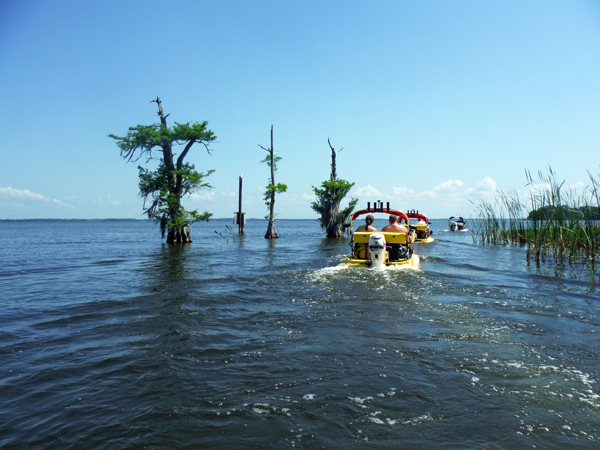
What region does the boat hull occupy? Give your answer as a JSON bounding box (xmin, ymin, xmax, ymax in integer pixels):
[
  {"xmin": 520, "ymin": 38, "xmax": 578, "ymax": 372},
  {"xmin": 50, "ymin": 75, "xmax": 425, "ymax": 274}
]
[
  {"xmin": 414, "ymin": 237, "xmax": 434, "ymax": 243},
  {"xmin": 337, "ymin": 254, "xmax": 420, "ymax": 270}
]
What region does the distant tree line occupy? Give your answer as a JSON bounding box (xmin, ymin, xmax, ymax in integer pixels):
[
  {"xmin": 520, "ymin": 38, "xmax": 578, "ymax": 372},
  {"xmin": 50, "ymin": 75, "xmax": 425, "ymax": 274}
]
[{"xmin": 527, "ymin": 205, "xmax": 600, "ymax": 221}]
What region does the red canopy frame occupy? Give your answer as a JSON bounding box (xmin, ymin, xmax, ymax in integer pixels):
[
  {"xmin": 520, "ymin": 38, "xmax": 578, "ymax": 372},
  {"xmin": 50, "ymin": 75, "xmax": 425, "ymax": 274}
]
[
  {"xmin": 406, "ymin": 212, "xmax": 429, "ymax": 223},
  {"xmin": 351, "ymin": 208, "xmax": 409, "ymax": 224}
]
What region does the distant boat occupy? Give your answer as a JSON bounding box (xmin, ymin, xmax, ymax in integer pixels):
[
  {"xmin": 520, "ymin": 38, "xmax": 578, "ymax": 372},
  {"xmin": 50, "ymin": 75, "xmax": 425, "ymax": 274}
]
[
  {"xmin": 447, "ymin": 215, "xmax": 468, "ymax": 232},
  {"xmin": 406, "ymin": 210, "xmax": 434, "ymax": 243}
]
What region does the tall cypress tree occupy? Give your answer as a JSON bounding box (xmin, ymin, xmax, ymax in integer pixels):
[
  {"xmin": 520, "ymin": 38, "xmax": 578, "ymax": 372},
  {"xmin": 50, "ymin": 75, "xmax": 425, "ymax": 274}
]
[
  {"xmin": 259, "ymin": 125, "xmax": 287, "ymax": 239},
  {"xmin": 311, "ymin": 139, "xmax": 357, "ymax": 237},
  {"xmin": 109, "ymin": 97, "xmax": 216, "ymax": 243}
]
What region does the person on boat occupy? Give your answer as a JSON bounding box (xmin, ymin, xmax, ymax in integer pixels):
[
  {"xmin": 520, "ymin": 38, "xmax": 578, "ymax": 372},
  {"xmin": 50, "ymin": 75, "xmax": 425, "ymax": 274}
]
[
  {"xmin": 381, "ymin": 215, "xmax": 413, "ymax": 243},
  {"xmin": 353, "ymin": 215, "xmax": 376, "ymax": 259},
  {"xmin": 355, "ymin": 214, "xmax": 377, "ymax": 232},
  {"xmin": 415, "ymin": 217, "xmax": 430, "ymax": 239}
]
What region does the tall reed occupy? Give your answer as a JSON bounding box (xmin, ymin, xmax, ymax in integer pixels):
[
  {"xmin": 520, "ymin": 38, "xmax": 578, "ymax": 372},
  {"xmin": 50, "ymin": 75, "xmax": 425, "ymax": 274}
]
[{"xmin": 471, "ymin": 167, "xmax": 600, "ymax": 282}]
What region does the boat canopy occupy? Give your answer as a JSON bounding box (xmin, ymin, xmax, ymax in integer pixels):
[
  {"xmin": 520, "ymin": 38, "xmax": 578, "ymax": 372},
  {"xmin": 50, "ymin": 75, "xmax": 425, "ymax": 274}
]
[
  {"xmin": 448, "ymin": 215, "xmax": 465, "ymax": 223},
  {"xmin": 352, "ymin": 208, "xmax": 409, "ymax": 224},
  {"xmin": 406, "ymin": 212, "xmax": 429, "ymax": 223}
]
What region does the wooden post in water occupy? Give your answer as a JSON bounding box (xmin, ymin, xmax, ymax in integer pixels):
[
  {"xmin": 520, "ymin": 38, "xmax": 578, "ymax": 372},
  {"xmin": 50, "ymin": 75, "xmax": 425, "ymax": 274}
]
[{"xmin": 238, "ymin": 175, "xmax": 244, "ymax": 235}]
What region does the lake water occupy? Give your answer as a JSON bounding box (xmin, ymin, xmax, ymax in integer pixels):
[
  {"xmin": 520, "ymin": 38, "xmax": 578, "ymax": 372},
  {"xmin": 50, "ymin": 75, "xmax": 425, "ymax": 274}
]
[{"xmin": 0, "ymin": 218, "xmax": 598, "ymax": 449}]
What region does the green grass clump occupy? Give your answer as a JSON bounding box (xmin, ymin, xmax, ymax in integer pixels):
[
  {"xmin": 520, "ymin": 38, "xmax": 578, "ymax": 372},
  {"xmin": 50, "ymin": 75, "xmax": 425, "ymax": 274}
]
[{"xmin": 471, "ymin": 167, "xmax": 600, "ymax": 281}]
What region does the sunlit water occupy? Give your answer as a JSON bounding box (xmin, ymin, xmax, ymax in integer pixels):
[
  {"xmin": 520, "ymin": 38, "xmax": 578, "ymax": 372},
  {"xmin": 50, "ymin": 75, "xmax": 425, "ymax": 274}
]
[{"xmin": 0, "ymin": 219, "xmax": 598, "ymax": 449}]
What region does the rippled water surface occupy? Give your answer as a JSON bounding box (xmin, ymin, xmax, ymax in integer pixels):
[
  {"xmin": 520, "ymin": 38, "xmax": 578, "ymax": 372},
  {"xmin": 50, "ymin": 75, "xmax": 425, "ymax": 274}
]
[{"xmin": 1, "ymin": 219, "xmax": 598, "ymax": 449}]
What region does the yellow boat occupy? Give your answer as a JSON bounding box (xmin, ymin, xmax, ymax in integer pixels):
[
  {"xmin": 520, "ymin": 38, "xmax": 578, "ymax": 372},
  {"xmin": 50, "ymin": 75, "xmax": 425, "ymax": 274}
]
[
  {"xmin": 337, "ymin": 202, "xmax": 420, "ymax": 270},
  {"xmin": 406, "ymin": 210, "xmax": 435, "ymax": 243}
]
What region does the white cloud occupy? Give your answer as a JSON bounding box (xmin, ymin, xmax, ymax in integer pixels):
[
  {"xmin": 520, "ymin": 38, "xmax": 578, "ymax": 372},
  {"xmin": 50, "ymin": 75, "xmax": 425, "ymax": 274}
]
[
  {"xmin": 356, "ymin": 185, "xmax": 382, "ymax": 198},
  {"xmin": 390, "ymin": 186, "xmax": 416, "ymax": 197},
  {"xmin": 92, "ymin": 197, "xmax": 122, "ymax": 206},
  {"xmin": 341, "ymin": 178, "xmax": 505, "ymax": 218},
  {"xmin": 434, "ymin": 180, "xmax": 465, "ymax": 192},
  {"xmin": 465, "ymin": 177, "xmax": 497, "ymax": 196},
  {"xmin": 475, "ymin": 177, "xmax": 497, "ymax": 191},
  {"xmin": 566, "ymin": 181, "xmax": 585, "ymax": 192},
  {"xmin": 524, "ymin": 179, "xmax": 587, "ymax": 201},
  {"xmin": 303, "ymin": 193, "xmax": 315, "ymax": 201},
  {"xmin": 0, "ymin": 187, "xmax": 67, "ymax": 205},
  {"xmin": 415, "ymin": 190, "xmax": 438, "ymax": 200},
  {"xmin": 189, "ymin": 191, "xmax": 216, "ymax": 201},
  {"xmin": 390, "ymin": 185, "xmax": 438, "ymax": 200},
  {"xmin": 526, "ymin": 181, "xmax": 550, "ymax": 195}
]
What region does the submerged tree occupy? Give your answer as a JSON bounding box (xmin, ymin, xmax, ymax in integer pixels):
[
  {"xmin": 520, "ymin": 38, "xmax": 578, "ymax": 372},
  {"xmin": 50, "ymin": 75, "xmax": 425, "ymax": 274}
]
[
  {"xmin": 109, "ymin": 97, "xmax": 216, "ymax": 244},
  {"xmin": 259, "ymin": 125, "xmax": 287, "ymax": 239},
  {"xmin": 311, "ymin": 139, "xmax": 357, "ymax": 237}
]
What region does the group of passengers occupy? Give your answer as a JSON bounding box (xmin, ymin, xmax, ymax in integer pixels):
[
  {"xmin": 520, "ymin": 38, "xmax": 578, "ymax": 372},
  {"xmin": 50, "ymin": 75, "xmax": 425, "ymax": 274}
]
[{"xmin": 356, "ymin": 214, "xmax": 414, "ymax": 244}]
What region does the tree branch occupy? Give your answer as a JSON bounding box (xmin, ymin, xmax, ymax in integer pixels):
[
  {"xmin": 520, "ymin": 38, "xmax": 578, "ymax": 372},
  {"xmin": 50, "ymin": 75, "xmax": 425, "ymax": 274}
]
[
  {"xmin": 151, "ymin": 97, "xmax": 170, "ymax": 127},
  {"xmin": 328, "ymin": 138, "xmax": 343, "ymax": 154},
  {"xmin": 328, "ymin": 138, "xmax": 340, "ymax": 181},
  {"xmin": 177, "ymin": 138, "xmax": 197, "ymax": 169}
]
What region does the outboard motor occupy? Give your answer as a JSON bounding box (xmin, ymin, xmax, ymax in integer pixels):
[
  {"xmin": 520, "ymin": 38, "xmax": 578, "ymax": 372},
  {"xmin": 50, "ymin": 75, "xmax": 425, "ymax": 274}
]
[{"xmin": 368, "ymin": 233, "xmax": 387, "ymax": 268}]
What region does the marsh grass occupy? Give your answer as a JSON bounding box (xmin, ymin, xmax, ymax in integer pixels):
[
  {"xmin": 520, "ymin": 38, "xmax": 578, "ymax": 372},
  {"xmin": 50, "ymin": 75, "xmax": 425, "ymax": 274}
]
[{"xmin": 471, "ymin": 167, "xmax": 600, "ymax": 282}]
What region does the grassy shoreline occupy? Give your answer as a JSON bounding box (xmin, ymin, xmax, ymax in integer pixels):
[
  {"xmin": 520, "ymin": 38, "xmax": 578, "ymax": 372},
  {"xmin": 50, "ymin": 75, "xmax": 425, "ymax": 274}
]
[{"xmin": 471, "ymin": 167, "xmax": 599, "ymax": 276}]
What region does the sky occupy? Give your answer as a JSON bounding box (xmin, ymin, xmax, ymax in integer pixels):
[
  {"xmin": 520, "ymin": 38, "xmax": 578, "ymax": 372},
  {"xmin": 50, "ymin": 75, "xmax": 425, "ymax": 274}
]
[{"xmin": 1, "ymin": 0, "xmax": 599, "ymax": 220}]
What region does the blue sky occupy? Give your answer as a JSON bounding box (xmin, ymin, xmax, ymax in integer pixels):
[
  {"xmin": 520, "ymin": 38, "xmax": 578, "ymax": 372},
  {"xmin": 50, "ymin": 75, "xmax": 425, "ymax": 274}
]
[{"xmin": 1, "ymin": 0, "xmax": 599, "ymax": 220}]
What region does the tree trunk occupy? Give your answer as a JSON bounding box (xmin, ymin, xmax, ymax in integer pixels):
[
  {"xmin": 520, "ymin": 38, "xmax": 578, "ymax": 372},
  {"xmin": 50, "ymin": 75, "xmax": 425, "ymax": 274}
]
[
  {"xmin": 167, "ymin": 226, "xmax": 192, "ymax": 244},
  {"xmin": 326, "ymin": 201, "xmax": 343, "ymax": 237},
  {"xmin": 326, "ymin": 211, "xmax": 344, "ymax": 237},
  {"xmin": 153, "ymin": 97, "xmax": 193, "ymax": 245},
  {"xmin": 325, "ymin": 139, "xmax": 343, "ymax": 238},
  {"xmin": 329, "ymin": 138, "xmax": 337, "ymax": 182},
  {"xmin": 265, "ymin": 125, "xmax": 278, "ymax": 239},
  {"xmin": 265, "ymin": 216, "xmax": 277, "ymax": 239},
  {"xmin": 265, "ymin": 189, "xmax": 278, "ymax": 238}
]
